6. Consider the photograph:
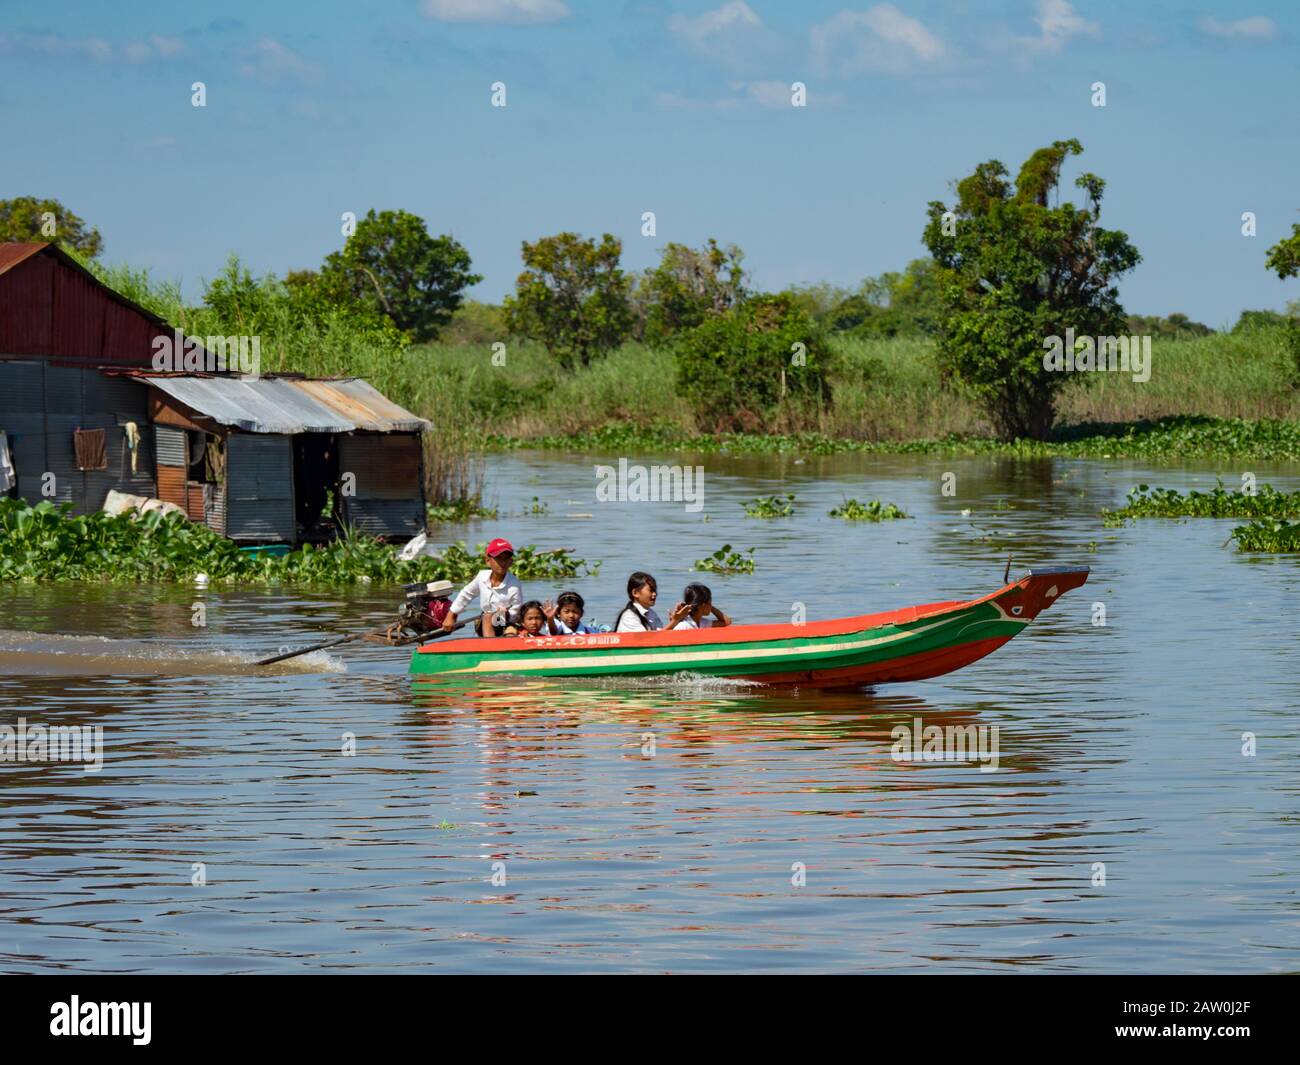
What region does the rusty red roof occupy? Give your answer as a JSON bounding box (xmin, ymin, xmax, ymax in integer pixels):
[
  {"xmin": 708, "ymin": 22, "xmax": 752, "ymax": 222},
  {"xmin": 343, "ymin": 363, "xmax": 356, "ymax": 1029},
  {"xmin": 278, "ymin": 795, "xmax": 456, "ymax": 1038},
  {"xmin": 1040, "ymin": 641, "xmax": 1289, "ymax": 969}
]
[{"xmin": 0, "ymin": 242, "xmax": 48, "ymax": 276}]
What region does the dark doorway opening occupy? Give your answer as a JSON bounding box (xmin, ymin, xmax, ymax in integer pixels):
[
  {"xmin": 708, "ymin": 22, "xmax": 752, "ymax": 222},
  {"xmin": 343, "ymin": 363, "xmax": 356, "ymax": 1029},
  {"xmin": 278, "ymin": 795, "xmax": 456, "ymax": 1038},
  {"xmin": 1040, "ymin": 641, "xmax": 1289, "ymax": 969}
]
[{"xmin": 293, "ymin": 433, "xmax": 340, "ymax": 542}]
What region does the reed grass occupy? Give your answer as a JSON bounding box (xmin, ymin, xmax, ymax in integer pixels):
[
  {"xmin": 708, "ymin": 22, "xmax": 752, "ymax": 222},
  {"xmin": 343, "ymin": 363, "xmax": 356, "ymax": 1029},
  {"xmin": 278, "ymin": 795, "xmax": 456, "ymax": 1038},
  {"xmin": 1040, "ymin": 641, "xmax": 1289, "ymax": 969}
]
[{"xmin": 392, "ymin": 328, "xmax": 1300, "ymax": 447}]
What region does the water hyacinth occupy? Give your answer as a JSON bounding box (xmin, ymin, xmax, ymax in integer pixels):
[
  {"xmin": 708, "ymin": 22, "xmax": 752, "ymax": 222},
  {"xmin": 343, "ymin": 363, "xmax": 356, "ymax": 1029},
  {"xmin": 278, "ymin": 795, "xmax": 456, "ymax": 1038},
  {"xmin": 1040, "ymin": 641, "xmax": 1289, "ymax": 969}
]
[
  {"xmin": 486, "ymin": 416, "xmax": 1300, "ymax": 462},
  {"xmin": 1229, "ymin": 519, "xmax": 1300, "ymax": 552},
  {"xmin": 743, "ymin": 494, "xmax": 796, "ymax": 518},
  {"xmin": 0, "ymin": 499, "xmax": 593, "ymax": 585},
  {"xmin": 828, "ymin": 498, "xmax": 909, "ymax": 521},
  {"xmin": 1101, "ymin": 481, "xmax": 1300, "ymax": 526},
  {"xmin": 692, "ymin": 544, "xmax": 755, "ymax": 573}
]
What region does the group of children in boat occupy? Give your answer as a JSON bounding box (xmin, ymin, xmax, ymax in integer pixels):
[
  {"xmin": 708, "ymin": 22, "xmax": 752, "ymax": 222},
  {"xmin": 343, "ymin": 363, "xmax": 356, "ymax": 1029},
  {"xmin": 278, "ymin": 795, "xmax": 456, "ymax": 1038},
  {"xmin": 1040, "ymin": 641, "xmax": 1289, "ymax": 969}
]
[{"xmin": 439, "ymin": 537, "xmax": 732, "ymax": 639}]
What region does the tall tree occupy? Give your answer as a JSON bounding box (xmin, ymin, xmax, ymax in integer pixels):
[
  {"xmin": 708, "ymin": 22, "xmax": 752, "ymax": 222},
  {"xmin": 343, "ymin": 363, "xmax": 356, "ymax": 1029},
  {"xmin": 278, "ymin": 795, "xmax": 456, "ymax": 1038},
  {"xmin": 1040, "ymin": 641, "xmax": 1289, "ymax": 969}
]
[
  {"xmin": 0, "ymin": 196, "xmax": 103, "ymax": 257},
  {"xmin": 643, "ymin": 238, "xmax": 747, "ymax": 343},
  {"xmin": 1264, "ymin": 220, "xmax": 1300, "ymax": 385},
  {"xmin": 924, "ymin": 139, "xmax": 1141, "ymax": 440},
  {"xmin": 318, "ymin": 209, "xmax": 481, "ymax": 343},
  {"xmin": 503, "ymin": 232, "xmax": 632, "ymax": 369},
  {"xmin": 1266, "ymin": 222, "xmax": 1300, "ymax": 280}
]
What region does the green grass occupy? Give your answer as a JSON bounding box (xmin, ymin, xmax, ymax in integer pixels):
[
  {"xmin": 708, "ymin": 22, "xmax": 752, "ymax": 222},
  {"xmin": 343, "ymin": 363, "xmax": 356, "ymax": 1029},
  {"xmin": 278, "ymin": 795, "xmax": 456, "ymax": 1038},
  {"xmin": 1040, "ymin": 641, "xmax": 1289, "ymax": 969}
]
[
  {"xmin": 382, "ymin": 330, "xmax": 1300, "ymax": 459},
  {"xmin": 393, "ymin": 329, "xmax": 1299, "ymax": 442},
  {"xmin": 86, "ymin": 256, "xmax": 1300, "ymax": 459}
]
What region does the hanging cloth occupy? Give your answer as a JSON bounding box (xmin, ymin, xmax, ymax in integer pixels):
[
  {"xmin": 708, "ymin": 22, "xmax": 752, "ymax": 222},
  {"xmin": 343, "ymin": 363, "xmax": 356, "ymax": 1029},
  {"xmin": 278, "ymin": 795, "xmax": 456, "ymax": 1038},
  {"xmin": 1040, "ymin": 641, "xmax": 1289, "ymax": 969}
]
[
  {"xmin": 204, "ymin": 436, "xmax": 225, "ymax": 484},
  {"xmin": 74, "ymin": 428, "xmax": 108, "ymax": 471},
  {"xmin": 123, "ymin": 422, "xmax": 140, "ymax": 475},
  {"xmin": 0, "ymin": 430, "xmax": 15, "ymax": 493}
]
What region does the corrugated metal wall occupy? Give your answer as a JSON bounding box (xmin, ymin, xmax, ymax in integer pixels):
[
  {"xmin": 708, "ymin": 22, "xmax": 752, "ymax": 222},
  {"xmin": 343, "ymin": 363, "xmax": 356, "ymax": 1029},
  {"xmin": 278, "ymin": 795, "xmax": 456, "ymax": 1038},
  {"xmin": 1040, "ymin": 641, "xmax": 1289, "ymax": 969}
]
[
  {"xmin": 0, "ymin": 255, "xmax": 56, "ymax": 355},
  {"xmin": 154, "ymin": 425, "xmax": 187, "ymax": 467},
  {"xmin": 0, "ymin": 360, "xmax": 154, "ymax": 512},
  {"xmin": 204, "ymin": 482, "xmax": 226, "ymax": 536},
  {"xmin": 226, "ymin": 434, "xmax": 295, "ymax": 542},
  {"xmin": 0, "ymin": 247, "xmax": 166, "ymax": 367},
  {"xmin": 338, "ymin": 433, "xmax": 425, "ymax": 538}
]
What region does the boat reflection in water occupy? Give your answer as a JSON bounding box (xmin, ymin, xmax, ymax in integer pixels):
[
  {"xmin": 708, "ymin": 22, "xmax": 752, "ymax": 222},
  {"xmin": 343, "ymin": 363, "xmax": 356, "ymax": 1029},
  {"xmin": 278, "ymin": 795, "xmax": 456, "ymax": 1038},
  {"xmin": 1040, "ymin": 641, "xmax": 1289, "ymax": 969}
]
[{"xmin": 408, "ymin": 672, "xmax": 1068, "ymax": 807}]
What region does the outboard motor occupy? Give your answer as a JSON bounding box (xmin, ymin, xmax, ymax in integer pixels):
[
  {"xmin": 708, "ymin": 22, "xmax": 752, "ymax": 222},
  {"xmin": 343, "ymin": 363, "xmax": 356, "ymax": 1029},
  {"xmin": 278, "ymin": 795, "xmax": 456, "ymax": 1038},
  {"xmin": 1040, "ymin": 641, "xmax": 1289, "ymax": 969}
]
[{"xmin": 399, "ymin": 580, "xmax": 456, "ymax": 634}]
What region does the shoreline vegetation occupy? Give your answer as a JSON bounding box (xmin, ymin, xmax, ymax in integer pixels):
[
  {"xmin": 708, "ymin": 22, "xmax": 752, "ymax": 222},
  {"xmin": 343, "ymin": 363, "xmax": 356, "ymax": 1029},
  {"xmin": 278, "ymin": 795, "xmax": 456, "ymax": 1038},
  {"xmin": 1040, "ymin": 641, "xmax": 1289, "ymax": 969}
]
[
  {"xmin": 0, "ymin": 500, "xmax": 594, "ymax": 585},
  {"xmin": 7, "ymin": 152, "xmax": 1298, "ymax": 583},
  {"xmin": 411, "ymin": 330, "xmax": 1300, "ymax": 461}
]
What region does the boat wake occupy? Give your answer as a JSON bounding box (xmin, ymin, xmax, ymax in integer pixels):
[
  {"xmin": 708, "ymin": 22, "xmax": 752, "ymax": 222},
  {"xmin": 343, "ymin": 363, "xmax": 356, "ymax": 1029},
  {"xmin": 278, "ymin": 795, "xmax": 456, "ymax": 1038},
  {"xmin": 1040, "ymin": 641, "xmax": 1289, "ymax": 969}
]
[
  {"xmin": 0, "ymin": 630, "xmax": 346, "ymax": 677},
  {"xmin": 587, "ymin": 670, "xmax": 768, "ymax": 694}
]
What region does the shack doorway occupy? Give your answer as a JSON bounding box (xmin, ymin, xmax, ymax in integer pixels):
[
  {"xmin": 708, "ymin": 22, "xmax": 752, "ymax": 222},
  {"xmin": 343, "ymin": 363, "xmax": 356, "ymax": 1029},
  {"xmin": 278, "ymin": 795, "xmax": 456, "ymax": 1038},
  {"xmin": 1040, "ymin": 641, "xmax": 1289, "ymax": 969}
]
[{"xmin": 293, "ymin": 433, "xmax": 340, "ymax": 542}]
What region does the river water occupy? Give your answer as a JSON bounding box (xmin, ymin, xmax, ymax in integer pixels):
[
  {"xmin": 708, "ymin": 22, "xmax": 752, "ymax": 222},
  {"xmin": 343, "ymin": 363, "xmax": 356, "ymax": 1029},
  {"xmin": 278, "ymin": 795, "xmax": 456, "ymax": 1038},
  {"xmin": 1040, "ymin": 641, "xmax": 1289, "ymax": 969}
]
[{"xmin": 2, "ymin": 450, "xmax": 1298, "ymax": 973}]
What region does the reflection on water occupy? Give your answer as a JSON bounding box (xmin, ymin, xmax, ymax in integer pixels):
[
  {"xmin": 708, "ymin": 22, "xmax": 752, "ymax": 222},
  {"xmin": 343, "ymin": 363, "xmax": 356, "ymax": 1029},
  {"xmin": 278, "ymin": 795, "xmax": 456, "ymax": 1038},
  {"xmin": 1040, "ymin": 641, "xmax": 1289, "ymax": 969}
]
[{"xmin": 1, "ymin": 451, "xmax": 1298, "ymax": 972}]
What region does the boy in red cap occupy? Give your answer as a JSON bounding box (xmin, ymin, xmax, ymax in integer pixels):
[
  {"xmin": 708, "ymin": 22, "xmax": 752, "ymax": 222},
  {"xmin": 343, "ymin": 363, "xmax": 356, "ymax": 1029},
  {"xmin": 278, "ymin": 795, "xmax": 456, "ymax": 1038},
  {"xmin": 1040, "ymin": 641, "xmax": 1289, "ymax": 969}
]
[{"xmin": 443, "ymin": 538, "xmax": 522, "ymax": 637}]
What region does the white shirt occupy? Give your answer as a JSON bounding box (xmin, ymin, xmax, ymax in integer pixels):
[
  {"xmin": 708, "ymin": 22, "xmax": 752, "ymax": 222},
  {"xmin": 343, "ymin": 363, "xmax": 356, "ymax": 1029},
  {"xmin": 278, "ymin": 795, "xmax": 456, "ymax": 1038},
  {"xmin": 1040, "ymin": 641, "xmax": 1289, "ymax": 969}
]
[
  {"xmin": 676, "ymin": 615, "xmax": 714, "ymax": 629},
  {"xmin": 616, "ymin": 603, "xmax": 662, "ymax": 632},
  {"xmin": 554, "ymin": 618, "xmax": 604, "ymax": 635},
  {"xmin": 451, "ymin": 569, "xmax": 522, "ymax": 621}
]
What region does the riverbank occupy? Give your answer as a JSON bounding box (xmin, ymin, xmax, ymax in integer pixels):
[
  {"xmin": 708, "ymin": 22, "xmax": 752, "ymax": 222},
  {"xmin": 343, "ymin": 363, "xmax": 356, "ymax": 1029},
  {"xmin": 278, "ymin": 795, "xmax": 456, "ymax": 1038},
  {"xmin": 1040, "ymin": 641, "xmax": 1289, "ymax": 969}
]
[
  {"xmin": 393, "ymin": 329, "xmax": 1300, "ymax": 452},
  {"xmin": 483, "ymin": 415, "xmax": 1300, "ymax": 461}
]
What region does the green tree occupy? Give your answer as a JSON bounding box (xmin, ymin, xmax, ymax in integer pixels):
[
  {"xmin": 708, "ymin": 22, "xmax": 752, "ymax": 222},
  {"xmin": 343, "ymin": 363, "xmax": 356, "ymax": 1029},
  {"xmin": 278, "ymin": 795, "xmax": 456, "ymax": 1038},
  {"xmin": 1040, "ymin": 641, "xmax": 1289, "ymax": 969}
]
[
  {"xmin": 672, "ymin": 293, "xmax": 833, "ymax": 432},
  {"xmin": 198, "ymin": 256, "xmax": 409, "ymax": 375},
  {"xmin": 782, "ymin": 282, "xmax": 852, "ymax": 325},
  {"xmin": 1265, "ymin": 223, "xmax": 1300, "ymax": 279},
  {"xmin": 0, "ymin": 196, "xmax": 103, "ymax": 257},
  {"xmin": 643, "ymin": 238, "xmax": 747, "ymax": 344},
  {"xmin": 503, "ymin": 232, "xmax": 632, "ymax": 369},
  {"xmin": 830, "ymin": 258, "xmax": 946, "ymax": 337},
  {"xmin": 1263, "ymin": 223, "xmax": 1300, "ymax": 384},
  {"xmin": 317, "ymin": 209, "xmax": 481, "ymax": 343},
  {"xmin": 923, "ymin": 139, "xmax": 1141, "ymax": 440},
  {"xmin": 1127, "ymin": 312, "xmax": 1212, "ymax": 339}
]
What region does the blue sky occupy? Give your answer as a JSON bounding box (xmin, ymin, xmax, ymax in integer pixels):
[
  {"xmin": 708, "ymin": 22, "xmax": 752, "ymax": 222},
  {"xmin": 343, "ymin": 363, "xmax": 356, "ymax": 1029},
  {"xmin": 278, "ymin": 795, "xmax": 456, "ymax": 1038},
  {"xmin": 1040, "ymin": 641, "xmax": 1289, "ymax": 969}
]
[{"xmin": 2, "ymin": 0, "xmax": 1297, "ymax": 326}]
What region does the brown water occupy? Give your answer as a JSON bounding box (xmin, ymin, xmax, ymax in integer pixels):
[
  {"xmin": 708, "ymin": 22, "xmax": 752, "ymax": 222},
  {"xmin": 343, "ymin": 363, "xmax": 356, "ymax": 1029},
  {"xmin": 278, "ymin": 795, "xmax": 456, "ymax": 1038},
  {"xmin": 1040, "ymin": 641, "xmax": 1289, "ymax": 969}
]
[{"xmin": 2, "ymin": 451, "xmax": 1299, "ymax": 973}]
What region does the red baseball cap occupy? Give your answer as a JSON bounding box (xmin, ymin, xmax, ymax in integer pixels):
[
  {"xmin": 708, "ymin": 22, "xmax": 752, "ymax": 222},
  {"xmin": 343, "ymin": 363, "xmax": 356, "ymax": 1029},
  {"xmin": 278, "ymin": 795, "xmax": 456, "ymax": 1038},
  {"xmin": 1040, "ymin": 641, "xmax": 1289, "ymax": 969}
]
[{"xmin": 486, "ymin": 538, "xmax": 514, "ymax": 557}]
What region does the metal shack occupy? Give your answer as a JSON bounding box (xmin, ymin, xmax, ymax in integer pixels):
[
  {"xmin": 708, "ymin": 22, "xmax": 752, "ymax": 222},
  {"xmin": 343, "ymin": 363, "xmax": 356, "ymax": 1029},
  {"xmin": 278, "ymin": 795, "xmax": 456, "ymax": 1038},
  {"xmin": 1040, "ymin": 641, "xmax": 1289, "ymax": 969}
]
[
  {"xmin": 0, "ymin": 241, "xmax": 430, "ymax": 544},
  {"xmin": 142, "ymin": 374, "xmax": 430, "ymax": 543}
]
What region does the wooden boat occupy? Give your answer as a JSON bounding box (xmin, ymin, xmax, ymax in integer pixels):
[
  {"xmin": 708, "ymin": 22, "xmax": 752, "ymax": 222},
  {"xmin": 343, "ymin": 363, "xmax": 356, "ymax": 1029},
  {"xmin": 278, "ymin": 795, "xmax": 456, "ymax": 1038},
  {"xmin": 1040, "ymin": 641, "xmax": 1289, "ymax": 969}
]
[{"xmin": 409, "ymin": 566, "xmax": 1089, "ymax": 688}]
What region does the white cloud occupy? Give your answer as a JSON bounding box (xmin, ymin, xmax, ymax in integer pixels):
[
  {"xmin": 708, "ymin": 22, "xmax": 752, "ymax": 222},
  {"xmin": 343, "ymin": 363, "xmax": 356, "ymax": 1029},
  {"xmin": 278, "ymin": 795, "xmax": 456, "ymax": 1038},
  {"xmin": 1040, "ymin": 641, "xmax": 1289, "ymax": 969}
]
[
  {"xmin": 668, "ymin": 1, "xmax": 774, "ymax": 70},
  {"xmin": 1199, "ymin": 16, "xmax": 1279, "ymax": 41},
  {"xmin": 670, "ymin": 1, "xmax": 762, "ymax": 49},
  {"xmin": 1013, "ymin": 0, "xmax": 1100, "ymax": 54},
  {"xmin": 811, "ymin": 5, "xmax": 944, "ymax": 75},
  {"xmin": 0, "ymin": 30, "xmax": 183, "ymax": 63},
  {"xmin": 0, "ymin": 32, "xmax": 113, "ymax": 60},
  {"xmin": 421, "ymin": 0, "xmax": 570, "ymax": 23},
  {"xmin": 739, "ymin": 79, "xmax": 797, "ymax": 107},
  {"xmin": 658, "ymin": 80, "xmax": 839, "ymax": 111},
  {"xmin": 149, "ymin": 35, "xmax": 185, "ymax": 57},
  {"xmin": 123, "ymin": 35, "xmax": 186, "ymax": 63},
  {"xmin": 238, "ymin": 38, "xmax": 323, "ymax": 87}
]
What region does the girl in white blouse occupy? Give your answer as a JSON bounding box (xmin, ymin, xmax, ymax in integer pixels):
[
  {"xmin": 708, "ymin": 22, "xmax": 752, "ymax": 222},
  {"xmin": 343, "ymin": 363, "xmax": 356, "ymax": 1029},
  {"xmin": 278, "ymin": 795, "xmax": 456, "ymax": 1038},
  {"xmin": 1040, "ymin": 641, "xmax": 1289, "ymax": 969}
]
[{"xmin": 614, "ymin": 572, "xmax": 690, "ymax": 632}]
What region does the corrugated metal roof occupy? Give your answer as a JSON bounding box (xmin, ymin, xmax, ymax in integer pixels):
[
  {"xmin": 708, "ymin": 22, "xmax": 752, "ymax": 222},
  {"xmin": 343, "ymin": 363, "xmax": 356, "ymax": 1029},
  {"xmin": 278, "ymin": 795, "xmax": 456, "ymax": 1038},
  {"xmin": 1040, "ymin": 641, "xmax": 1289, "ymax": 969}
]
[
  {"xmin": 294, "ymin": 378, "xmax": 431, "ymax": 433},
  {"xmin": 0, "ymin": 243, "xmax": 48, "ymax": 277},
  {"xmin": 143, "ymin": 375, "xmax": 431, "ymax": 434}
]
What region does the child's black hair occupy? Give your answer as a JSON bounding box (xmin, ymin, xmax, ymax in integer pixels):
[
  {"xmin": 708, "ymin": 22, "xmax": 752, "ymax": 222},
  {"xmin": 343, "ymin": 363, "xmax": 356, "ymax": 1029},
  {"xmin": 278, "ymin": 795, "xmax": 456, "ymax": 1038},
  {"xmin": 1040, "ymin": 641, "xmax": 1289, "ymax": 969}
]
[
  {"xmin": 683, "ymin": 583, "xmax": 712, "ymax": 609},
  {"xmin": 556, "ymin": 590, "xmax": 585, "ymax": 612},
  {"xmin": 519, "ymin": 600, "xmax": 546, "ymax": 621},
  {"xmin": 615, "ymin": 572, "xmax": 657, "ymax": 630},
  {"xmin": 627, "ymin": 571, "xmax": 656, "ymax": 597}
]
